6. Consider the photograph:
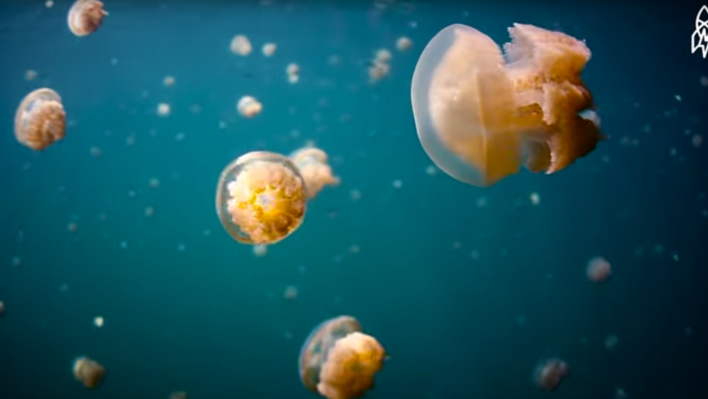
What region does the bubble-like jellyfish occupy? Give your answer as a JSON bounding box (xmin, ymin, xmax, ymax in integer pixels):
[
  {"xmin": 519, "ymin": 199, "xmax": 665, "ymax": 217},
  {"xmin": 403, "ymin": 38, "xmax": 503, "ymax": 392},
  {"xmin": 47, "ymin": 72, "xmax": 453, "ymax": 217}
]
[
  {"xmin": 237, "ymin": 95, "xmax": 262, "ymax": 118},
  {"xmin": 586, "ymin": 256, "xmax": 611, "ymax": 283},
  {"xmin": 68, "ymin": 0, "xmax": 108, "ymax": 37},
  {"xmin": 290, "ymin": 146, "xmax": 340, "ymax": 199},
  {"xmin": 230, "ymin": 35, "xmax": 252, "ymax": 56},
  {"xmin": 532, "ymin": 357, "xmax": 568, "ymax": 391},
  {"xmin": 299, "ymin": 316, "xmax": 386, "ymax": 399},
  {"xmin": 14, "ymin": 88, "xmax": 66, "ymax": 151},
  {"xmin": 73, "ymin": 356, "xmax": 106, "ymax": 389},
  {"xmin": 411, "ymin": 23, "xmax": 605, "ymax": 187},
  {"xmin": 216, "ymin": 151, "xmax": 307, "ymax": 245}
]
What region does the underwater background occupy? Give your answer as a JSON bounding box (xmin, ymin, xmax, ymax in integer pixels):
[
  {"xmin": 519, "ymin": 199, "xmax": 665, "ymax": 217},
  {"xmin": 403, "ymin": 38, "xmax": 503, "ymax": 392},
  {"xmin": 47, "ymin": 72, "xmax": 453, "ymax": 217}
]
[{"xmin": 1, "ymin": 0, "xmax": 707, "ymax": 398}]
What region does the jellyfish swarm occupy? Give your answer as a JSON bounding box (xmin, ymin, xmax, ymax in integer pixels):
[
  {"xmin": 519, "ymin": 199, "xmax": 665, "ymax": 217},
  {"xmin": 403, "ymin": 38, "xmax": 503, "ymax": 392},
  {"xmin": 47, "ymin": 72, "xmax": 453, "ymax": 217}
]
[
  {"xmin": 73, "ymin": 356, "xmax": 106, "ymax": 389},
  {"xmin": 299, "ymin": 316, "xmax": 386, "ymax": 399},
  {"xmin": 411, "ymin": 23, "xmax": 605, "ymax": 187},
  {"xmin": 68, "ymin": 0, "xmax": 108, "ymax": 37},
  {"xmin": 290, "ymin": 146, "xmax": 340, "ymax": 199},
  {"xmin": 216, "ymin": 151, "xmax": 307, "ymax": 245},
  {"xmin": 14, "ymin": 88, "xmax": 66, "ymax": 151},
  {"xmin": 532, "ymin": 357, "xmax": 568, "ymax": 391}
]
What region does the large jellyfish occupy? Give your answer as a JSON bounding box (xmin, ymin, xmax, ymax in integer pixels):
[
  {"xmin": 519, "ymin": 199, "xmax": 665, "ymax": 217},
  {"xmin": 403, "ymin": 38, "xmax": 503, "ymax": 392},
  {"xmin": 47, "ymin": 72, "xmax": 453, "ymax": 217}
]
[
  {"xmin": 68, "ymin": 0, "xmax": 108, "ymax": 37},
  {"xmin": 14, "ymin": 88, "xmax": 66, "ymax": 151},
  {"xmin": 299, "ymin": 316, "xmax": 386, "ymax": 399},
  {"xmin": 73, "ymin": 356, "xmax": 106, "ymax": 389},
  {"xmin": 290, "ymin": 145, "xmax": 340, "ymax": 199},
  {"xmin": 216, "ymin": 151, "xmax": 307, "ymax": 245},
  {"xmin": 411, "ymin": 23, "xmax": 605, "ymax": 187}
]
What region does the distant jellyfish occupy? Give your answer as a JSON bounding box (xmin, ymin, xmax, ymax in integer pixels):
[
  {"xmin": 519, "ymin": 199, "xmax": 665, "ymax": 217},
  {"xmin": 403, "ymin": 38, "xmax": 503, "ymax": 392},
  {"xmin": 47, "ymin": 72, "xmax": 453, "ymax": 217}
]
[
  {"xmin": 299, "ymin": 316, "xmax": 386, "ymax": 399},
  {"xmin": 375, "ymin": 49, "xmax": 392, "ymax": 63},
  {"xmin": 368, "ymin": 60, "xmax": 390, "ymax": 82},
  {"xmin": 287, "ymin": 63, "xmax": 300, "ymax": 76},
  {"xmin": 93, "ymin": 316, "xmax": 104, "ymax": 328},
  {"xmin": 157, "ymin": 102, "xmax": 171, "ymax": 117},
  {"xmin": 604, "ymin": 333, "xmax": 619, "ymax": 350},
  {"xmin": 149, "ymin": 178, "xmax": 160, "ymax": 188},
  {"xmin": 67, "ymin": 222, "xmax": 78, "ymax": 233},
  {"xmin": 67, "ymin": 0, "xmax": 108, "ymax": 37},
  {"xmin": 586, "ymin": 256, "xmax": 611, "ymax": 283},
  {"xmin": 170, "ymin": 392, "xmax": 188, "ymax": 399},
  {"xmin": 290, "ymin": 145, "xmax": 340, "ymax": 199},
  {"xmin": 532, "ymin": 357, "xmax": 568, "ymax": 391},
  {"xmin": 284, "ymin": 285, "xmax": 298, "ymax": 301},
  {"xmin": 411, "ymin": 23, "xmax": 604, "ymax": 187},
  {"xmin": 216, "ymin": 151, "xmax": 307, "ymax": 245},
  {"xmin": 230, "ymin": 34, "xmax": 252, "ymax": 56},
  {"xmin": 262, "ymin": 43, "xmax": 277, "ymax": 56},
  {"xmin": 163, "ymin": 75, "xmax": 175, "ymax": 87},
  {"xmin": 14, "ymin": 88, "xmax": 66, "ymax": 151},
  {"xmin": 253, "ymin": 244, "xmax": 268, "ymax": 257},
  {"xmin": 73, "ymin": 356, "xmax": 106, "ymax": 389},
  {"xmin": 25, "ymin": 69, "xmax": 38, "ymax": 81},
  {"xmin": 237, "ymin": 96, "xmax": 262, "ymax": 118},
  {"xmin": 0, "ymin": 301, "xmax": 5, "ymax": 316},
  {"xmin": 396, "ymin": 36, "xmax": 413, "ymax": 51}
]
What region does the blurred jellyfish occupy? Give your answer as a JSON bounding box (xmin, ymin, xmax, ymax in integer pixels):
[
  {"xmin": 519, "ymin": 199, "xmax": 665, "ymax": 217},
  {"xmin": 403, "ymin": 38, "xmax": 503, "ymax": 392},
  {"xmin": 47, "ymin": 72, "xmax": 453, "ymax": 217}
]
[
  {"xmin": 253, "ymin": 244, "xmax": 268, "ymax": 257},
  {"xmin": 532, "ymin": 357, "xmax": 568, "ymax": 391},
  {"xmin": 375, "ymin": 49, "xmax": 392, "ymax": 63},
  {"xmin": 284, "ymin": 285, "xmax": 298, "ymax": 301},
  {"xmin": 149, "ymin": 178, "xmax": 160, "ymax": 188},
  {"xmin": 299, "ymin": 316, "xmax": 386, "ymax": 399},
  {"xmin": 93, "ymin": 316, "xmax": 104, "ymax": 328},
  {"xmin": 604, "ymin": 334, "xmax": 618, "ymax": 350},
  {"xmin": 529, "ymin": 192, "xmax": 540, "ymax": 206},
  {"xmin": 46, "ymin": 0, "xmax": 54, "ymax": 8},
  {"xmin": 237, "ymin": 96, "xmax": 262, "ymax": 118},
  {"xmin": 368, "ymin": 60, "xmax": 390, "ymax": 82},
  {"xmin": 230, "ymin": 35, "xmax": 252, "ymax": 55},
  {"xmin": 25, "ymin": 69, "xmax": 37, "ymax": 81},
  {"xmin": 144, "ymin": 206, "xmax": 155, "ymax": 217},
  {"xmin": 14, "ymin": 88, "xmax": 66, "ymax": 151},
  {"xmin": 262, "ymin": 43, "xmax": 277, "ymax": 56},
  {"xmin": 396, "ymin": 36, "xmax": 413, "ymax": 51},
  {"xmin": 68, "ymin": 222, "xmax": 78, "ymax": 233},
  {"xmin": 287, "ymin": 63, "xmax": 300, "ymax": 84},
  {"xmin": 586, "ymin": 256, "xmax": 611, "ymax": 283},
  {"xmin": 0, "ymin": 301, "xmax": 5, "ymax": 316},
  {"xmin": 67, "ymin": 0, "xmax": 108, "ymax": 37},
  {"xmin": 163, "ymin": 75, "xmax": 175, "ymax": 87},
  {"xmin": 216, "ymin": 151, "xmax": 307, "ymax": 245},
  {"xmin": 170, "ymin": 392, "xmax": 188, "ymax": 399},
  {"xmin": 157, "ymin": 102, "xmax": 171, "ymax": 117},
  {"xmin": 615, "ymin": 387, "xmax": 628, "ymax": 399},
  {"xmin": 290, "ymin": 145, "xmax": 340, "ymax": 199},
  {"xmin": 411, "ymin": 23, "xmax": 604, "ymax": 187},
  {"xmin": 11, "ymin": 256, "xmax": 21, "ymax": 267},
  {"xmin": 73, "ymin": 356, "xmax": 106, "ymax": 389}
]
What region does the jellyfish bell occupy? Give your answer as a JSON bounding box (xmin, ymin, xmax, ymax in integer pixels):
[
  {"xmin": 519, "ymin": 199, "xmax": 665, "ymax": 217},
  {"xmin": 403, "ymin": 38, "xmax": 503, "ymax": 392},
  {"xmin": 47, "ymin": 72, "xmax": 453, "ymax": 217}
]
[
  {"xmin": 299, "ymin": 316, "xmax": 386, "ymax": 399},
  {"xmin": 14, "ymin": 88, "xmax": 66, "ymax": 151},
  {"xmin": 68, "ymin": 0, "xmax": 108, "ymax": 37},
  {"xmin": 289, "ymin": 146, "xmax": 340, "ymax": 199},
  {"xmin": 73, "ymin": 356, "xmax": 106, "ymax": 389},
  {"xmin": 411, "ymin": 23, "xmax": 605, "ymax": 187},
  {"xmin": 532, "ymin": 357, "xmax": 568, "ymax": 391},
  {"xmin": 586, "ymin": 256, "xmax": 611, "ymax": 283},
  {"xmin": 216, "ymin": 151, "xmax": 307, "ymax": 245}
]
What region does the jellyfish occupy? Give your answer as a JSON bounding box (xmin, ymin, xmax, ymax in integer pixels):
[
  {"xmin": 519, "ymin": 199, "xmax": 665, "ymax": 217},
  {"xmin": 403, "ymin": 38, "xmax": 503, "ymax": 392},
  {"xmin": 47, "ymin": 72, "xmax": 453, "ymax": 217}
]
[
  {"xmin": 299, "ymin": 316, "xmax": 386, "ymax": 399},
  {"xmin": 237, "ymin": 96, "xmax": 262, "ymax": 118},
  {"xmin": 396, "ymin": 36, "xmax": 413, "ymax": 51},
  {"xmin": 532, "ymin": 357, "xmax": 568, "ymax": 391},
  {"xmin": 73, "ymin": 356, "xmax": 106, "ymax": 389},
  {"xmin": 411, "ymin": 23, "xmax": 605, "ymax": 187},
  {"xmin": 170, "ymin": 392, "xmax": 188, "ymax": 399},
  {"xmin": 0, "ymin": 301, "xmax": 4, "ymax": 316},
  {"xmin": 14, "ymin": 88, "xmax": 66, "ymax": 151},
  {"xmin": 216, "ymin": 151, "xmax": 307, "ymax": 245},
  {"xmin": 262, "ymin": 43, "xmax": 277, "ymax": 56},
  {"xmin": 67, "ymin": 0, "xmax": 108, "ymax": 37},
  {"xmin": 230, "ymin": 35, "xmax": 252, "ymax": 56},
  {"xmin": 586, "ymin": 256, "xmax": 611, "ymax": 283},
  {"xmin": 290, "ymin": 146, "xmax": 340, "ymax": 199}
]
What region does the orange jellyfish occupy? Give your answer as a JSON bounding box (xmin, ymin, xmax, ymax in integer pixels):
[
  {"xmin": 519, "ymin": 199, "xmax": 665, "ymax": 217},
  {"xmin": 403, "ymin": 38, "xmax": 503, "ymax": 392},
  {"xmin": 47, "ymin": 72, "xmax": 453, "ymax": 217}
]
[
  {"xmin": 411, "ymin": 23, "xmax": 605, "ymax": 187},
  {"xmin": 14, "ymin": 88, "xmax": 66, "ymax": 151},
  {"xmin": 73, "ymin": 356, "xmax": 106, "ymax": 389},
  {"xmin": 290, "ymin": 145, "xmax": 339, "ymax": 199},
  {"xmin": 68, "ymin": 0, "xmax": 108, "ymax": 37},
  {"xmin": 533, "ymin": 357, "xmax": 568, "ymax": 391},
  {"xmin": 299, "ymin": 316, "xmax": 386, "ymax": 399},
  {"xmin": 237, "ymin": 96, "xmax": 262, "ymax": 118},
  {"xmin": 216, "ymin": 151, "xmax": 307, "ymax": 245}
]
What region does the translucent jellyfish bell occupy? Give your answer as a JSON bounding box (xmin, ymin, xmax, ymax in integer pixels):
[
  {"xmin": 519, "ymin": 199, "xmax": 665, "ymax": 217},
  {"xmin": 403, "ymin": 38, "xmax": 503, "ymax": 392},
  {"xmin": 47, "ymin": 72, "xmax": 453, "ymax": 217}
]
[
  {"xmin": 290, "ymin": 146, "xmax": 340, "ymax": 199},
  {"xmin": 532, "ymin": 357, "xmax": 568, "ymax": 391},
  {"xmin": 216, "ymin": 151, "xmax": 307, "ymax": 245},
  {"xmin": 299, "ymin": 316, "xmax": 386, "ymax": 399},
  {"xmin": 411, "ymin": 23, "xmax": 605, "ymax": 187},
  {"xmin": 68, "ymin": 0, "xmax": 108, "ymax": 37},
  {"xmin": 14, "ymin": 88, "xmax": 66, "ymax": 151}
]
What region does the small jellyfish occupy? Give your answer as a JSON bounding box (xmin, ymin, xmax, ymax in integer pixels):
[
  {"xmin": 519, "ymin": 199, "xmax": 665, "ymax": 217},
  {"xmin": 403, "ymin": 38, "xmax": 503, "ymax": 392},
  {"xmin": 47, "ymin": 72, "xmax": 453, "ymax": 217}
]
[
  {"xmin": 170, "ymin": 392, "xmax": 188, "ymax": 399},
  {"xmin": 253, "ymin": 244, "xmax": 268, "ymax": 257},
  {"xmin": 216, "ymin": 151, "xmax": 307, "ymax": 245},
  {"xmin": 375, "ymin": 49, "xmax": 392, "ymax": 63},
  {"xmin": 396, "ymin": 36, "xmax": 413, "ymax": 51},
  {"xmin": 67, "ymin": 0, "xmax": 108, "ymax": 37},
  {"xmin": 163, "ymin": 75, "xmax": 175, "ymax": 87},
  {"xmin": 287, "ymin": 63, "xmax": 300, "ymax": 76},
  {"xmin": 586, "ymin": 256, "xmax": 611, "ymax": 283},
  {"xmin": 299, "ymin": 316, "xmax": 386, "ymax": 399},
  {"xmin": 230, "ymin": 34, "xmax": 252, "ymax": 56},
  {"xmin": 237, "ymin": 96, "xmax": 262, "ymax": 118},
  {"xmin": 14, "ymin": 88, "xmax": 66, "ymax": 151},
  {"xmin": 25, "ymin": 69, "xmax": 38, "ymax": 81},
  {"xmin": 284, "ymin": 285, "xmax": 298, "ymax": 301},
  {"xmin": 73, "ymin": 356, "xmax": 106, "ymax": 389},
  {"xmin": 93, "ymin": 316, "xmax": 104, "ymax": 328},
  {"xmin": 290, "ymin": 145, "xmax": 340, "ymax": 199},
  {"xmin": 149, "ymin": 178, "xmax": 160, "ymax": 188},
  {"xmin": 157, "ymin": 102, "xmax": 171, "ymax": 117},
  {"xmin": 368, "ymin": 61, "xmax": 390, "ymax": 82},
  {"xmin": 411, "ymin": 23, "xmax": 605, "ymax": 187},
  {"xmin": 532, "ymin": 357, "xmax": 568, "ymax": 391},
  {"xmin": 262, "ymin": 43, "xmax": 277, "ymax": 56}
]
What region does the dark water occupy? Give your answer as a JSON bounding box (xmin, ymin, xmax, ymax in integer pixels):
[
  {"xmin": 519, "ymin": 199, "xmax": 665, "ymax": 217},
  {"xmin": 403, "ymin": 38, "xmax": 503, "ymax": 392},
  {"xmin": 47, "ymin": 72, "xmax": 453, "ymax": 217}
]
[{"xmin": 1, "ymin": 1, "xmax": 707, "ymax": 398}]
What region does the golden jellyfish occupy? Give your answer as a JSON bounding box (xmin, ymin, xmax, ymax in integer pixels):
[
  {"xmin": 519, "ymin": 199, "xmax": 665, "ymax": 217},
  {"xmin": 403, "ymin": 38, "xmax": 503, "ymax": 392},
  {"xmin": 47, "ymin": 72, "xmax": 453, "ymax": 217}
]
[
  {"xmin": 216, "ymin": 151, "xmax": 307, "ymax": 245},
  {"xmin": 286, "ymin": 63, "xmax": 300, "ymax": 76},
  {"xmin": 73, "ymin": 356, "xmax": 106, "ymax": 389},
  {"xmin": 14, "ymin": 88, "xmax": 66, "ymax": 151},
  {"xmin": 411, "ymin": 23, "xmax": 605, "ymax": 187},
  {"xmin": 396, "ymin": 36, "xmax": 413, "ymax": 51},
  {"xmin": 299, "ymin": 316, "xmax": 386, "ymax": 399},
  {"xmin": 262, "ymin": 43, "xmax": 277, "ymax": 56},
  {"xmin": 67, "ymin": 0, "xmax": 108, "ymax": 37},
  {"xmin": 230, "ymin": 34, "xmax": 252, "ymax": 56},
  {"xmin": 237, "ymin": 95, "xmax": 262, "ymax": 118},
  {"xmin": 157, "ymin": 102, "xmax": 171, "ymax": 117},
  {"xmin": 375, "ymin": 48, "xmax": 392, "ymax": 63},
  {"xmin": 290, "ymin": 146, "xmax": 340, "ymax": 199}
]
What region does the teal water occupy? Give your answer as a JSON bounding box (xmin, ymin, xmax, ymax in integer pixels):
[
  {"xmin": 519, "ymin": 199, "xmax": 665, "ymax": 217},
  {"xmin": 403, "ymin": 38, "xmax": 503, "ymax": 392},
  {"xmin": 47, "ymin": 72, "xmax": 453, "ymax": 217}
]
[{"xmin": 1, "ymin": 1, "xmax": 707, "ymax": 398}]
